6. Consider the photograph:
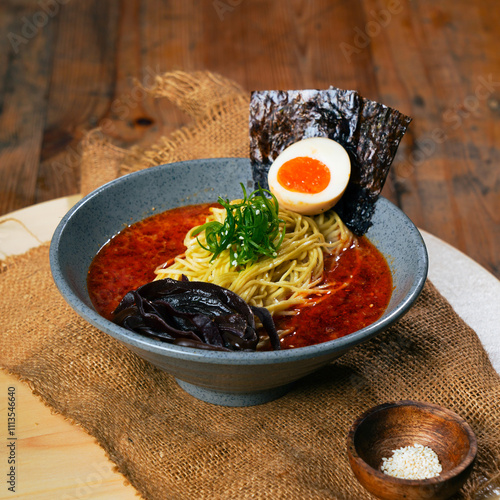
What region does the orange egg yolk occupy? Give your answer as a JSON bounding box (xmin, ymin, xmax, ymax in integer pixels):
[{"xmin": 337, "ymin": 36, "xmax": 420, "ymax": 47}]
[{"xmin": 277, "ymin": 157, "xmax": 331, "ymax": 194}]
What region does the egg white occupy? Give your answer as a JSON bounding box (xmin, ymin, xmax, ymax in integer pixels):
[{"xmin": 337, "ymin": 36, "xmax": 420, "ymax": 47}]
[{"xmin": 268, "ymin": 137, "xmax": 351, "ymax": 215}]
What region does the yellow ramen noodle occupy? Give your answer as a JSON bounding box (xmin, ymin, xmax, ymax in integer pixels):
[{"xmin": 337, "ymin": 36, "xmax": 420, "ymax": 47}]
[{"xmin": 154, "ymin": 205, "xmax": 352, "ymax": 316}]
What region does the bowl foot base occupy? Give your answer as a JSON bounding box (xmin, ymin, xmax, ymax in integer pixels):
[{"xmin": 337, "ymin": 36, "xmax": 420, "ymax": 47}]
[{"xmin": 176, "ymin": 379, "xmax": 295, "ymax": 406}]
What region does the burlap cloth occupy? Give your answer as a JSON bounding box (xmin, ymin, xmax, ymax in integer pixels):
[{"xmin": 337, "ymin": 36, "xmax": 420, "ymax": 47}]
[{"xmin": 1, "ymin": 72, "xmax": 499, "ymax": 499}]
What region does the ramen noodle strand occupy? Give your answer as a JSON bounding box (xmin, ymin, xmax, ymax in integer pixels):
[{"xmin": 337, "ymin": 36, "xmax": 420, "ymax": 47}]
[{"xmin": 155, "ymin": 205, "xmax": 352, "ymax": 315}]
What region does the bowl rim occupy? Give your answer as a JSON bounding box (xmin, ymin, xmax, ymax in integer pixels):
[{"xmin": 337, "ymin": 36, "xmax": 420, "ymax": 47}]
[
  {"xmin": 347, "ymin": 399, "xmax": 478, "ymax": 485},
  {"xmin": 50, "ymin": 158, "xmax": 428, "ymax": 365}
]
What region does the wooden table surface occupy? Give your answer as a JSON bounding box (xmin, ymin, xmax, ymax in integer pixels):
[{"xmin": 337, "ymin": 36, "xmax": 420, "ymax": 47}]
[
  {"xmin": 0, "ymin": 0, "xmax": 499, "ymax": 279},
  {"xmin": 0, "ymin": 2, "xmax": 499, "ymax": 498}
]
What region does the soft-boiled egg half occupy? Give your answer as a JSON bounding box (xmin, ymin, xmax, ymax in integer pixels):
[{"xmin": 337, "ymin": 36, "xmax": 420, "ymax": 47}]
[{"xmin": 267, "ymin": 137, "xmax": 351, "ymax": 215}]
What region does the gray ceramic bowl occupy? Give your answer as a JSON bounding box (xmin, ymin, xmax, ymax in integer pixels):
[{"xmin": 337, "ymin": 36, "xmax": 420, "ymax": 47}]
[{"xmin": 50, "ymin": 158, "xmax": 428, "ymax": 406}]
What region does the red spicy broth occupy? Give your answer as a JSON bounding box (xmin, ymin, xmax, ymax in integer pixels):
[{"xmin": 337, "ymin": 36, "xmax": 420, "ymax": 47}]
[{"xmin": 87, "ymin": 203, "xmax": 393, "ymax": 349}]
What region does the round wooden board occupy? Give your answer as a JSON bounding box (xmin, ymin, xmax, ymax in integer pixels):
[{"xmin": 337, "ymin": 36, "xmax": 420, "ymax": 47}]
[{"xmin": 1, "ymin": 195, "xmax": 499, "ymax": 499}]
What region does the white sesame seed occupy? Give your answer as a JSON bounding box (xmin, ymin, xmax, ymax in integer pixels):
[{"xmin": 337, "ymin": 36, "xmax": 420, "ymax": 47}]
[{"xmin": 380, "ymin": 443, "xmax": 442, "ymax": 480}]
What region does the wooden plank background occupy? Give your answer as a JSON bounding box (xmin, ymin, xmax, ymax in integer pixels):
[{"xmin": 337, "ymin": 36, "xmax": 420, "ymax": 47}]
[{"xmin": 0, "ymin": 0, "xmax": 498, "ymax": 281}]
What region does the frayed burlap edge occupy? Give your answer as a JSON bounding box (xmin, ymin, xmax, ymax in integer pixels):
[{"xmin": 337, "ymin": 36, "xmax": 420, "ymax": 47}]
[{"xmin": 80, "ymin": 71, "xmax": 249, "ymax": 196}]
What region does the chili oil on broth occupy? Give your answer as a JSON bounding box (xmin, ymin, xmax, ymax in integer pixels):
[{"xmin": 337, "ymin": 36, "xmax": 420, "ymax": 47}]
[
  {"xmin": 87, "ymin": 203, "xmax": 393, "ymax": 349},
  {"xmin": 87, "ymin": 203, "xmax": 218, "ymax": 320},
  {"xmin": 276, "ymin": 237, "xmax": 392, "ymax": 349}
]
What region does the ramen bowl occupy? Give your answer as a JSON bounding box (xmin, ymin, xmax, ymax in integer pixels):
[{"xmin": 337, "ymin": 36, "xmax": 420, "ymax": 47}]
[{"xmin": 50, "ymin": 158, "xmax": 428, "ymax": 406}]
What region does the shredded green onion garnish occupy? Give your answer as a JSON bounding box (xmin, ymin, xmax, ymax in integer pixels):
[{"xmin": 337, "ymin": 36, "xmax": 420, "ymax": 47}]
[{"xmin": 192, "ymin": 184, "xmax": 285, "ymax": 269}]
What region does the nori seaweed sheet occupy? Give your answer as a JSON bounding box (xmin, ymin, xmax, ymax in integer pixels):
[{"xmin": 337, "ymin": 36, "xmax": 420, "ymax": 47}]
[{"xmin": 249, "ymin": 88, "xmax": 411, "ymax": 235}]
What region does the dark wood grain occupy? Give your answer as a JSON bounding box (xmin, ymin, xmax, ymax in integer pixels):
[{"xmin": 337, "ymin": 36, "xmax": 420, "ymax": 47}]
[{"xmin": 0, "ymin": 0, "xmax": 498, "ymax": 279}]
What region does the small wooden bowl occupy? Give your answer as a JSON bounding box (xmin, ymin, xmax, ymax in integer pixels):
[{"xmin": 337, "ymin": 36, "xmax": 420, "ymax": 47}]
[{"xmin": 347, "ymin": 401, "xmax": 477, "ymax": 500}]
